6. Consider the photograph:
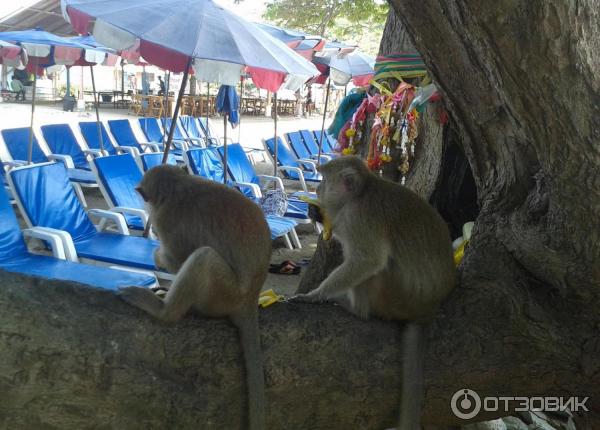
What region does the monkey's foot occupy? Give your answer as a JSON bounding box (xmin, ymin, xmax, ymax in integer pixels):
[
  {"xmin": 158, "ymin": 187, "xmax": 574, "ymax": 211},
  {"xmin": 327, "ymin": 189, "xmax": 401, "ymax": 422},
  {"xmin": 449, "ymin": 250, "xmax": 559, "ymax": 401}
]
[{"xmin": 118, "ymin": 286, "xmax": 165, "ymax": 316}]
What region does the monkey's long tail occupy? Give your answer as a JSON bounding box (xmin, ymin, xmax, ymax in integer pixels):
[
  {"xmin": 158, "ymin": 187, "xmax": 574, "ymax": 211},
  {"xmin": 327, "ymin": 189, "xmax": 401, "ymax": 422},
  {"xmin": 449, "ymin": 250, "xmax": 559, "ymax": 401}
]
[
  {"xmin": 234, "ymin": 309, "xmax": 266, "ymax": 430},
  {"xmin": 398, "ymin": 321, "xmax": 425, "ymax": 430}
]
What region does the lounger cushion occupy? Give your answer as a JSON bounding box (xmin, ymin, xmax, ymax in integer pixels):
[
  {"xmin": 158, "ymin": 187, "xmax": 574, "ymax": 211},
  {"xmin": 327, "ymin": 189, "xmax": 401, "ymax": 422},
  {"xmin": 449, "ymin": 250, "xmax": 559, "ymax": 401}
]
[
  {"xmin": 67, "ymin": 168, "xmax": 97, "ymax": 184},
  {"xmin": 286, "ymin": 131, "xmax": 313, "ymax": 160},
  {"xmin": 0, "ymin": 186, "xmax": 155, "ymax": 289},
  {"xmin": 1, "ymin": 127, "xmax": 47, "ymax": 163},
  {"xmin": 79, "ymin": 121, "xmax": 118, "ymax": 155},
  {"xmin": 93, "ymin": 154, "xmax": 145, "ymax": 229},
  {"xmin": 0, "ymin": 254, "xmax": 155, "ymax": 289},
  {"xmin": 41, "ymin": 124, "xmax": 90, "ymax": 170},
  {"xmin": 75, "ymin": 233, "xmax": 159, "ymax": 271}
]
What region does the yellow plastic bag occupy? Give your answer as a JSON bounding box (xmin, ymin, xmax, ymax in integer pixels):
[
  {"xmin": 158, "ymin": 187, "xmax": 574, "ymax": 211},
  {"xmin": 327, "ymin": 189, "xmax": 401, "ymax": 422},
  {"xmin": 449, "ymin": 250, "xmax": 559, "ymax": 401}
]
[
  {"xmin": 258, "ymin": 289, "xmax": 284, "ymax": 308},
  {"xmin": 453, "ymin": 240, "xmax": 468, "ymax": 266}
]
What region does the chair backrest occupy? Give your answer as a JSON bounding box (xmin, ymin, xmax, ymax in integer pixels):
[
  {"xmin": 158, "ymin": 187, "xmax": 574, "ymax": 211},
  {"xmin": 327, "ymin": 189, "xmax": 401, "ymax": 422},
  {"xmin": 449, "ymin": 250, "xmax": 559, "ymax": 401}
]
[
  {"xmin": 79, "ymin": 121, "xmax": 117, "ymax": 155},
  {"xmin": 264, "ymin": 137, "xmax": 299, "ymax": 168},
  {"xmin": 299, "ymin": 129, "xmax": 322, "ymax": 155},
  {"xmin": 138, "ymin": 117, "xmax": 164, "ymax": 143},
  {"xmin": 41, "ymin": 124, "xmax": 89, "ymax": 170},
  {"xmin": 313, "ymin": 130, "xmax": 336, "ymax": 153},
  {"xmin": 139, "ymin": 152, "xmax": 177, "ymax": 171},
  {"xmin": 217, "ymin": 143, "xmax": 260, "ymax": 192},
  {"xmin": 108, "ymin": 119, "xmax": 143, "ymax": 150},
  {"xmin": 164, "ymin": 118, "xmax": 187, "ymax": 141},
  {"xmin": 0, "ymin": 186, "xmax": 28, "ymax": 261},
  {"xmin": 92, "ymin": 154, "xmax": 144, "ymax": 210},
  {"xmin": 179, "ymin": 115, "xmax": 203, "ymax": 139},
  {"xmin": 1, "ymin": 127, "xmax": 47, "ymax": 163},
  {"xmin": 9, "ymin": 162, "xmax": 97, "ymax": 242},
  {"xmin": 186, "ymin": 147, "xmax": 224, "ymax": 182},
  {"xmin": 198, "ymin": 117, "xmax": 214, "ymax": 138},
  {"xmin": 286, "ymin": 131, "xmax": 312, "ymax": 159}
]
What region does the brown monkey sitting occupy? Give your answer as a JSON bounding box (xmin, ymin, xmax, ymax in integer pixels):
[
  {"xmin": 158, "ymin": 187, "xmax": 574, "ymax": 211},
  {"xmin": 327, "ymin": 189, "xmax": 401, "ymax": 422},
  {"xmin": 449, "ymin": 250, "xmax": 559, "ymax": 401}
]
[
  {"xmin": 119, "ymin": 165, "xmax": 271, "ymax": 430},
  {"xmin": 292, "ymin": 156, "xmax": 456, "ymax": 429}
]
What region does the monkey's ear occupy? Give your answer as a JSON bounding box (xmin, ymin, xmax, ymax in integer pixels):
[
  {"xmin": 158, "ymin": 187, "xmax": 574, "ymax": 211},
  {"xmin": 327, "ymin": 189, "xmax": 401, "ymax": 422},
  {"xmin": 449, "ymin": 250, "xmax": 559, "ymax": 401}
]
[{"xmin": 341, "ymin": 167, "xmax": 362, "ymax": 194}]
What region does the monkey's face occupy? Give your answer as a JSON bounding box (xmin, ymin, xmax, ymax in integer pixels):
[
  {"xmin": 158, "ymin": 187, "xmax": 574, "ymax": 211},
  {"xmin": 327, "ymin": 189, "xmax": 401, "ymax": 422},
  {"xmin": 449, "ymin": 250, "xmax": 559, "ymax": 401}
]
[
  {"xmin": 136, "ymin": 164, "xmax": 187, "ymax": 207},
  {"xmin": 317, "ymin": 156, "xmax": 368, "ymax": 212}
]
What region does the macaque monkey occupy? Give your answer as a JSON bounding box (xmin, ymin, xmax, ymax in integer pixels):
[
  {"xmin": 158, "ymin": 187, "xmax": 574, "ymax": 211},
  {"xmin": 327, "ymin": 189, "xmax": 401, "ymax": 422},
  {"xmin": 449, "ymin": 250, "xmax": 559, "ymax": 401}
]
[
  {"xmin": 119, "ymin": 165, "xmax": 272, "ymax": 430},
  {"xmin": 292, "ymin": 156, "xmax": 456, "ymax": 430}
]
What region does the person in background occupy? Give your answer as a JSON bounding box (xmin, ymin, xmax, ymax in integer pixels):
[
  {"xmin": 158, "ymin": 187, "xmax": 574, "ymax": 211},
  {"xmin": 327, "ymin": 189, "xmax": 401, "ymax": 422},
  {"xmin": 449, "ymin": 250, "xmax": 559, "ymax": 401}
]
[
  {"xmin": 11, "ymin": 76, "xmax": 25, "ymax": 101},
  {"xmin": 305, "ymin": 85, "xmax": 313, "ymax": 117},
  {"xmin": 158, "ymin": 75, "xmax": 166, "ymax": 96},
  {"xmin": 294, "ymin": 88, "xmax": 303, "ymax": 117}
]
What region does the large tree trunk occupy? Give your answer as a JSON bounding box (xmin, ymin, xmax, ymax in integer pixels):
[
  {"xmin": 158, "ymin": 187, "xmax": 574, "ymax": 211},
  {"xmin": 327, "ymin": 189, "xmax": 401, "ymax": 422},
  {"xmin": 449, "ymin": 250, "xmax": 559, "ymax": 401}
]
[
  {"xmin": 0, "ymin": 271, "xmax": 597, "ymax": 429},
  {"xmin": 301, "ymin": 0, "xmax": 600, "ymax": 427}
]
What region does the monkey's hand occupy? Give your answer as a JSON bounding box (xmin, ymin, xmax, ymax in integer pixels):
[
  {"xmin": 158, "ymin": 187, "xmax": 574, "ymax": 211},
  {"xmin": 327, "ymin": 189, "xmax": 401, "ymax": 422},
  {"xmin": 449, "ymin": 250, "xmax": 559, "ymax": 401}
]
[
  {"xmin": 298, "ymin": 196, "xmax": 332, "ymax": 240},
  {"xmin": 308, "ymin": 202, "xmax": 324, "ymax": 224},
  {"xmin": 287, "ymin": 290, "xmax": 326, "ymax": 304}
]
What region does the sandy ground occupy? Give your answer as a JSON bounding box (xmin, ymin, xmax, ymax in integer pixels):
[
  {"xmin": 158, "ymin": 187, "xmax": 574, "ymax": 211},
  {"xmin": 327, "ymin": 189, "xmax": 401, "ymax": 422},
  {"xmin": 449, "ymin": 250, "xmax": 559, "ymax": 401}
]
[{"xmin": 1, "ymin": 101, "xmax": 326, "ymax": 298}]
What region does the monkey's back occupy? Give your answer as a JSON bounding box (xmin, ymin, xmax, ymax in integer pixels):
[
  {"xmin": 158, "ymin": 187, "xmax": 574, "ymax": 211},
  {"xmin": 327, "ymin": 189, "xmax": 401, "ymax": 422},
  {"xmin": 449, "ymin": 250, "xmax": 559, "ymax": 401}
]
[
  {"xmin": 153, "ymin": 176, "xmax": 272, "ymax": 290},
  {"xmin": 359, "ymin": 177, "xmax": 456, "ymax": 320}
]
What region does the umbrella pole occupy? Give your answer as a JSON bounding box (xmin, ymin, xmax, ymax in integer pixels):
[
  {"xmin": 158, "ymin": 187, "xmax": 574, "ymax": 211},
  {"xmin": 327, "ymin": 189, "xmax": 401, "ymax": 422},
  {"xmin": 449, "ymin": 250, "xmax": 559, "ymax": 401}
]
[
  {"xmin": 273, "ymin": 92, "xmax": 278, "ymax": 177},
  {"xmin": 162, "ymin": 70, "xmax": 171, "ymax": 145},
  {"xmin": 317, "ymin": 78, "xmax": 331, "ymax": 164},
  {"xmin": 66, "ymin": 67, "xmax": 71, "ymax": 97},
  {"xmin": 223, "ymin": 114, "xmax": 228, "ymax": 184},
  {"xmin": 205, "ymin": 82, "xmax": 210, "ymax": 134},
  {"xmin": 162, "ymin": 58, "xmax": 192, "ymax": 164},
  {"xmin": 238, "ymin": 77, "xmax": 243, "ymax": 143},
  {"xmin": 27, "ymin": 60, "xmax": 38, "ymax": 164},
  {"xmin": 90, "ymin": 65, "xmax": 104, "ymax": 153}
]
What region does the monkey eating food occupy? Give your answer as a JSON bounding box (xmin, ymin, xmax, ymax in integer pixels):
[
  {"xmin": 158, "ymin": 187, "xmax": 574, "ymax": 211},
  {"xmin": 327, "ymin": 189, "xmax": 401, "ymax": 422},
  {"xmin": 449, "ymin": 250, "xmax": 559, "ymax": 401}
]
[
  {"xmin": 120, "ymin": 165, "xmax": 272, "ymax": 430},
  {"xmin": 291, "ymin": 156, "xmax": 456, "ymax": 429}
]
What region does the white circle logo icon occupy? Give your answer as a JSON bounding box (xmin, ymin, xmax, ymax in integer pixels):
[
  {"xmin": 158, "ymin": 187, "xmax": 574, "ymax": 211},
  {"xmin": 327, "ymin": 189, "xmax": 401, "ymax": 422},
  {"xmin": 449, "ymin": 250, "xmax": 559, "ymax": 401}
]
[{"xmin": 451, "ymin": 388, "xmax": 481, "ymax": 420}]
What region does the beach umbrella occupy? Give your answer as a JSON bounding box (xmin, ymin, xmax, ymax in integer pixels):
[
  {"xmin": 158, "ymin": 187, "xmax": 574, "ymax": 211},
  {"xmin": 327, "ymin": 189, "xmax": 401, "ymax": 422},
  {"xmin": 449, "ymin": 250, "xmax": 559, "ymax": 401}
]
[
  {"xmin": 0, "ymin": 29, "xmax": 88, "ymax": 163},
  {"xmin": 61, "ymin": 0, "xmax": 319, "ymax": 167},
  {"xmin": 0, "ymin": 40, "xmax": 26, "ymax": 66},
  {"xmin": 216, "ymin": 84, "xmax": 240, "ymax": 184},
  {"xmin": 254, "ymin": 22, "xmax": 325, "ymax": 60},
  {"xmin": 313, "ymin": 50, "xmax": 375, "ymax": 87}
]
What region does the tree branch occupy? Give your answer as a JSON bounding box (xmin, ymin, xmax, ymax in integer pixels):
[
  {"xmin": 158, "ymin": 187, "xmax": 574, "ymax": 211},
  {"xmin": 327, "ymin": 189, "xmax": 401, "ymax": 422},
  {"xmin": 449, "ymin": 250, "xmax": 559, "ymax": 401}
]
[{"xmin": 0, "ymin": 271, "xmax": 598, "ymax": 428}]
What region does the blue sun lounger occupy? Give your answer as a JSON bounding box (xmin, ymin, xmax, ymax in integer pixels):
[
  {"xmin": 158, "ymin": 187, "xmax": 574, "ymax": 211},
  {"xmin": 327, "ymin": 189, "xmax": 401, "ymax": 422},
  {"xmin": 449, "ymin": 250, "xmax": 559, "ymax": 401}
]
[
  {"xmin": 263, "ymin": 137, "xmax": 322, "ymax": 192},
  {"xmin": 179, "ymin": 115, "xmax": 217, "ymax": 146},
  {"xmin": 1, "ymin": 127, "xmax": 97, "ymax": 207},
  {"xmin": 139, "ymin": 152, "xmax": 178, "ymax": 171},
  {"xmin": 108, "ymin": 119, "xmax": 161, "ymax": 154},
  {"xmin": 312, "ymin": 129, "xmax": 338, "ymax": 153},
  {"xmin": 90, "ymin": 154, "xmax": 148, "ymax": 233},
  {"xmin": 138, "ymin": 117, "xmax": 188, "ymax": 155},
  {"xmin": 185, "ymin": 147, "xmax": 302, "ymax": 249},
  {"xmin": 285, "ymin": 131, "xmax": 331, "ymax": 164},
  {"xmin": 40, "ymin": 123, "xmax": 94, "ymax": 171},
  {"xmin": 8, "ymin": 162, "xmax": 164, "ymax": 278},
  {"xmin": 78, "ymin": 121, "xmax": 119, "ymax": 156},
  {"xmin": 1, "ymin": 127, "xmax": 96, "ymax": 185},
  {"xmin": 217, "ymin": 144, "xmax": 313, "ymax": 226},
  {"xmin": 163, "ymin": 118, "xmax": 204, "ymax": 147},
  {"xmin": 300, "ymin": 129, "xmax": 338, "ymax": 158},
  {"xmin": 0, "ymin": 185, "xmax": 157, "ymax": 289}
]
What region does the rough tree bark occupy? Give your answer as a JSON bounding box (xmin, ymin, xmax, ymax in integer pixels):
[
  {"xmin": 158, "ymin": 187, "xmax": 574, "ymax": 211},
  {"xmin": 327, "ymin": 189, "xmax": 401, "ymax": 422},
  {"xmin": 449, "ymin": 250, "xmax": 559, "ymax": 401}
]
[{"xmin": 304, "ymin": 0, "xmax": 600, "ymax": 427}]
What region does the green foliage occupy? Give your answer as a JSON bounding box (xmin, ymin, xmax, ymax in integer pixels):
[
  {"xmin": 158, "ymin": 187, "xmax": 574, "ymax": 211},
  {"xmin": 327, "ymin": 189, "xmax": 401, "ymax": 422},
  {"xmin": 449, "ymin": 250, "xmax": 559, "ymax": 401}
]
[{"xmin": 263, "ymin": 0, "xmax": 388, "ymax": 55}]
